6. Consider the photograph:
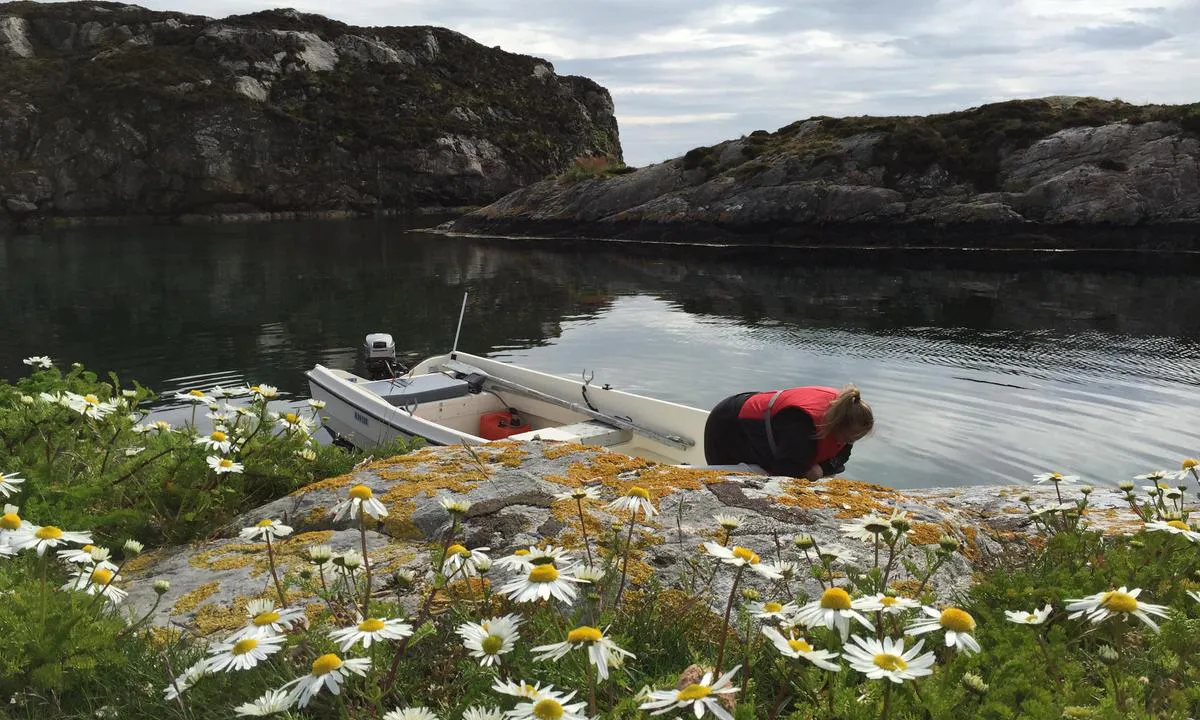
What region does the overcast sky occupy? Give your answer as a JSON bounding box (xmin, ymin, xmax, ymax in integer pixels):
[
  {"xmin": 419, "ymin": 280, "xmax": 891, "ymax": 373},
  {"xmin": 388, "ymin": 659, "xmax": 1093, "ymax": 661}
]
[{"xmin": 132, "ymin": 0, "xmax": 1200, "ymax": 166}]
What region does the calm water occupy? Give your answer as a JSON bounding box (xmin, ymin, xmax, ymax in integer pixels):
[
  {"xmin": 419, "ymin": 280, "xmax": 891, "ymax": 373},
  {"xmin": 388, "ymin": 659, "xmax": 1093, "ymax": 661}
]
[{"xmin": 2, "ymin": 218, "xmax": 1198, "ymax": 489}]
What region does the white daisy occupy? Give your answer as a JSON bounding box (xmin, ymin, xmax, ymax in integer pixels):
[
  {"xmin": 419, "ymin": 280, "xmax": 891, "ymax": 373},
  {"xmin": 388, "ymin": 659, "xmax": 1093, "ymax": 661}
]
[
  {"xmin": 606, "ymin": 485, "xmax": 658, "ymax": 517},
  {"xmin": 0, "ymin": 472, "xmax": 24, "ymax": 498},
  {"xmin": 442, "ymin": 543, "xmax": 491, "ymax": 577},
  {"xmin": 462, "ymin": 707, "xmax": 504, "ymax": 720},
  {"xmin": 713, "ymin": 513, "xmax": 743, "ymax": 531},
  {"xmin": 553, "ymin": 486, "xmax": 601, "ymax": 502},
  {"xmin": 1032, "ymin": 471, "xmax": 1079, "ymax": 484},
  {"xmin": 206, "ymin": 634, "xmax": 286, "ymax": 673},
  {"xmin": 856, "ymin": 593, "xmax": 920, "ymax": 615},
  {"xmin": 702, "ymin": 542, "xmax": 784, "ymax": 579},
  {"xmin": 1065, "ymin": 586, "xmax": 1172, "ymax": 633},
  {"xmin": 572, "ymin": 564, "xmax": 605, "ymax": 583},
  {"xmin": 748, "ymin": 600, "xmax": 798, "ymax": 621},
  {"xmin": 152, "ymin": 420, "xmax": 173, "ymax": 432},
  {"xmin": 67, "ymin": 392, "xmax": 117, "ymax": 419},
  {"xmin": 494, "ymin": 545, "xmax": 575, "ymax": 573},
  {"xmin": 507, "ymin": 688, "xmax": 589, "ymax": 720},
  {"xmin": 249, "ymin": 384, "xmax": 280, "ymax": 400},
  {"xmin": 328, "ymin": 616, "xmax": 413, "ymax": 652},
  {"xmin": 56, "ymin": 544, "xmax": 107, "ymax": 564},
  {"xmin": 234, "ymin": 688, "xmax": 294, "ymax": 717},
  {"xmin": 124, "ymin": 447, "xmax": 145, "ymax": 457},
  {"xmin": 177, "ymin": 389, "xmax": 211, "ymax": 404},
  {"xmin": 794, "ymin": 587, "xmax": 875, "ymax": 640},
  {"xmin": 1005, "ymin": 604, "xmax": 1053, "ymax": 625},
  {"xmin": 815, "ymin": 543, "xmax": 858, "ymax": 566},
  {"xmin": 277, "ymin": 412, "xmax": 314, "ymax": 434},
  {"xmin": 207, "ymin": 455, "xmax": 245, "ymax": 475},
  {"xmin": 491, "ymin": 678, "xmax": 556, "ymax": 700},
  {"xmin": 438, "ymin": 495, "xmax": 473, "ymax": 515},
  {"xmin": 282, "ymin": 654, "xmax": 371, "ymax": 708},
  {"xmin": 1144, "ymin": 520, "xmax": 1200, "ymax": 542},
  {"xmin": 1188, "ymin": 590, "xmax": 1200, "ymax": 604},
  {"xmin": 23, "ymin": 355, "xmax": 53, "ymax": 369},
  {"xmin": 761, "ymin": 627, "xmax": 841, "ymax": 671},
  {"xmin": 232, "ymin": 599, "xmax": 306, "ymax": 639},
  {"xmin": 457, "ymin": 614, "xmax": 522, "ymax": 667},
  {"xmin": 163, "ymin": 660, "xmax": 211, "ymax": 701},
  {"xmin": 1167, "ymin": 459, "xmax": 1199, "ymax": 482},
  {"xmin": 532, "ymin": 625, "xmax": 635, "ymax": 680},
  {"xmin": 307, "ymin": 399, "xmax": 326, "ymax": 409},
  {"xmin": 1134, "ymin": 471, "xmax": 1171, "ymax": 483},
  {"xmin": 195, "ymin": 429, "xmax": 234, "ymax": 454},
  {"xmin": 839, "ymin": 514, "xmax": 893, "ymax": 543},
  {"xmin": 0, "ymin": 504, "xmax": 30, "ymax": 541},
  {"xmin": 61, "ymin": 565, "xmax": 127, "ymax": 603},
  {"xmin": 841, "ymin": 635, "xmax": 935, "ymax": 684},
  {"xmin": 333, "ymin": 484, "xmax": 389, "ymax": 521},
  {"xmin": 639, "ymin": 665, "xmax": 740, "ymax": 720},
  {"xmin": 9, "ymin": 524, "xmax": 92, "ymax": 556},
  {"xmin": 239, "ymin": 519, "xmax": 293, "ymax": 542},
  {"xmin": 906, "ymin": 606, "xmax": 982, "ymax": 654},
  {"xmin": 383, "ymin": 708, "xmax": 438, "ymax": 720},
  {"xmin": 499, "ymin": 562, "xmax": 584, "ymax": 604}
]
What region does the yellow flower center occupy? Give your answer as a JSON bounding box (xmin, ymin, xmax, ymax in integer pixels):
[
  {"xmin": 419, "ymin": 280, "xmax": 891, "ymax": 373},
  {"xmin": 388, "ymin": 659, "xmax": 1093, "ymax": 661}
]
[
  {"xmin": 90, "ymin": 568, "xmax": 114, "ymax": 585},
  {"xmin": 35, "ymin": 526, "xmax": 63, "ymax": 540},
  {"xmin": 731, "ymin": 546, "xmax": 760, "ymax": 564},
  {"xmin": 188, "ymin": 389, "xmax": 205, "ymax": 397},
  {"xmin": 82, "ymin": 544, "xmax": 95, "ymax": 552},
  {"xmin": 763, "ymin": 602, "xmax": 783, "ymax": 613},
  {"xmin": 1183, "ymin": 458, "xmax": 1198, "ymax": 470},
  {"xmin": 532, "ymin": 698, "xmax": 564, "ymax": 720},
  {"xmin": 514, "ymin": 549, "xmax": 530, "ymax": 556},
  {"xmin": 256, "ymin": 519, "xmax": 275, "ymax": 527},
  {"xmin": 232, "ymin": 638, "xmax": 259, "ymax": 655},
  {"xmin": 1168, "ymin": 520, "xmax": 1190, "ymax": 531},
  {"xmin": 219, "ymin": 459, "xmax": 234, "ymax": 469},
  {"xmin": 348, "ymin": 485, "xmax": 373, "ymax": 500},
  {"xmin": 567, "ymin": 626, "xmax": 603, "ymax": 643},
  {"xmin": 285, "ymin": 413, "xmax": 299, "ymax": 423},
  {"xmin": 210, "ymin": 431, "xmax": 227, "ymax": 442},
  {"xmin": 0, "ymin": 513, "xmax": 20, "ymax": 530},
  {"xmin": 880, "ymin": 596, "xmax": 899, "ymax": 607},
  {"xmin": 628, "ymin": 486, "xmax": 651, "ymax": 500},
  {"xmin": 311, "ymin": 653, "xmax": 343, "ymax": 675},
  {"xmin": 447, "ymin": 544, "xmax": 468, "ymax": 556},
  {"xmin": 820, "ymin": 587, "xmax": 852, "ymax": 610},
  {"xmin": 1100, "ymin": 591, "xmax": 1139, "ymax": 614},
  {"xmin": 939, "ymin": 608, "xmax": 976, "ymax": 633},
  {"xmin": 1025, "ymin": 614, "xmax": 1039, "ymax": 623},
  {"xmin": 787, "ymin": 638, "xmax": 814, "ymax": 653},
  {"xmin": 677, "ymin": 684, "xmax": 712, "ymax": 701},
  {"xmin": 529, "ymin": 564, "xmax": 559, "ymax": 583},
  {"xmin": 253, "ymin": 611, "xmax": 281, "ymax": 626},
  {"xmin": 83, "ymin": 394, "xmax": 99, "ymax": 405},
  {"xmin": 873, "ymin": 653, "xmax": 908, "ymax": 672},
  {"xmin": 358, "ymin": 618, "xmax": 385, "ymax": 632},
  {"xmin": 481, "ymin": 634, "xmax": 504, "ymax": 654}
]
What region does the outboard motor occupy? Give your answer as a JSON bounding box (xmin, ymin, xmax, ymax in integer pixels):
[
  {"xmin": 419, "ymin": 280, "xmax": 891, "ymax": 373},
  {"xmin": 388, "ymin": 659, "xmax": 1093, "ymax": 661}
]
[{"xmin": 363, "ymin": 333, "xmax": 397, "ymax": 380}]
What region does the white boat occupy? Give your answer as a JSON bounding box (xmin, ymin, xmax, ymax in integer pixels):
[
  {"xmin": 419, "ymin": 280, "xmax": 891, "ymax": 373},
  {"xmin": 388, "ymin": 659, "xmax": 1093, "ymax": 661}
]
[{"xmin": 306, "ymin": 348, "xmax": 710, "ymax": 466}]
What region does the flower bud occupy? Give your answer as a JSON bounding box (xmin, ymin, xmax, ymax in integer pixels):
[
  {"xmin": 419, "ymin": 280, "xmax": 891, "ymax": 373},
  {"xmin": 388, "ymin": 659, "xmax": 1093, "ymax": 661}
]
[
  {"xmin": 741, "ymin": 588, "xmax": 760, "ymax": 602},
  {"xmin": 123, "ymin": 539, "xmax": 144, "ymax": 556},
  {"xmin": 1018, "ymin": 494, "xmax": 1032, "ymax": 504},
  {"xmin": 938, "ymin": 535, "xmax": 960, "ymax": 553},
  {"xmin": 890, "ymin": 518, "xmax": 911, "ymax": 533},
  {"xmin": 19, "ymin": 395, "xmax": 34, "ymax": 405},
  {"xmin": 153, "ymin": 580, "xmax": 170, "ymax": 595},
  {"xmin": 1097, "ymin": 645, "xmax": 1119, "ymax": 665},
  {"xmin": 394, "ymin": 569, "xmax": 416, "ymax": 586},
  {"xmin": 1118, "ymin": 480, "xmax": 1134, "ymax": 492},
  {"xmin": 1080, "ymin": 485, "xmax": 1093, "ymax": 495},
  {"xmin": 960, "ymin": 672, "xmax": 988, "ymax": 696},
  {"xmin": 793, "ymin": 535, "xmax": 815, "ymax": 550}
]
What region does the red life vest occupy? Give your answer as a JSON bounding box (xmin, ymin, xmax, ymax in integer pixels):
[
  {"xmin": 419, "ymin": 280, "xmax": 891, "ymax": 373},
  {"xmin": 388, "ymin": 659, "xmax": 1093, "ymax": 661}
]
[{"xmin": 736, "ymin": 386, "xmax": 846, "ymax": 464}]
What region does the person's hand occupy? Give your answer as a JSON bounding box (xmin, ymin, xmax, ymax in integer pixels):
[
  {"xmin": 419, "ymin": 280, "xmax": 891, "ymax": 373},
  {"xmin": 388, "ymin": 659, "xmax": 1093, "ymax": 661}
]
[{"xmin": 805, "ymin": 464, "xmax": 823, "ymax": 482}]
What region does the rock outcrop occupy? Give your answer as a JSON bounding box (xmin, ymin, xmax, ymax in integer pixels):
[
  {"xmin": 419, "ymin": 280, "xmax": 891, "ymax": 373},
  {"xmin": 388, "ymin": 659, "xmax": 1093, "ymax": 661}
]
[
  {"xmin": 0, "ymin": 2, "xmax": 621, "ymax": 230},
  {"xmin": 450, "ymin": 97, "xmax": 1200, "ymax": 251},
  {"xmin": 123, "ymin": 441, "xmax": 1136, "ymax": 636}
]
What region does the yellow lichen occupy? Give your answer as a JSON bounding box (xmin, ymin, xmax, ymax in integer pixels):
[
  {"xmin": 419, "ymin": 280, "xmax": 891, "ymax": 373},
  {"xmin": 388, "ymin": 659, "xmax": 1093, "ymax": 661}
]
[
  {"xmin": 189, "ymin": 531, "xmax": 334, "ymax": 575},
  {"xmin": 908, "ymin": 522, "xmax": 945, "ymax": 546},
  {"xmin": 121, "ymin": 549, "xmax": 161, "ymax": 576},
  {"xmin": 775, "ymin": 478, "xmax": 901, "ymax": 517},
  {"xmin": 889, "ymin": 578, "xmax": 922, "ymax": 598},
  {"xmin": 541, "ymin": 442, "xmax": 596, "ymax": 460},
  {"xmin": 172, "ymin": 581, "xmax": 219, "ymax": 613}
]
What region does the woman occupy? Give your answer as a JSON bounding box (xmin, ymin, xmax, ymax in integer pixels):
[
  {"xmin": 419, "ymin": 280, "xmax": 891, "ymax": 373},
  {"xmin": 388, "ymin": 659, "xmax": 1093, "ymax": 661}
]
[{"xmin": 703, "ymin": 384, "xmax": 873, "ymax": 480}]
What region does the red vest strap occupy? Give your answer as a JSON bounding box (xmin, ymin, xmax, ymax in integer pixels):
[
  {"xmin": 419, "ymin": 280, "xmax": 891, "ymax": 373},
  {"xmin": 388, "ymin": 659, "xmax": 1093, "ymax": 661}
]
[{"xmin": 737, "ymin": 386, "xmax": 846, "ymax": 464}]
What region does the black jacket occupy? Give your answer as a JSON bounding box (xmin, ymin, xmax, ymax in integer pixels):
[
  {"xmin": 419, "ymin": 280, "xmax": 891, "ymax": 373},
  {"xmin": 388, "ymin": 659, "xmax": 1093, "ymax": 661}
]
[{"xmin": 704, "ymin": 392, "xmax": 854, "ymax": 478}]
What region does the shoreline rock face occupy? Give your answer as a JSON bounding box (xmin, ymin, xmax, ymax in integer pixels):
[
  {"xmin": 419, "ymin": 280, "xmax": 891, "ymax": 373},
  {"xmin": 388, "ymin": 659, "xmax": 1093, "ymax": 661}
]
[
  {"xmin": 450, "ymin": 98, "xmax": 1200, "ymax": 251},
  {"xmin": 123, "ymin": 441, "xmax": 1134, "ymax": 637},
  {"xmin": 0, "ymin": 2, "xmax": 620, "ymax": 231}
]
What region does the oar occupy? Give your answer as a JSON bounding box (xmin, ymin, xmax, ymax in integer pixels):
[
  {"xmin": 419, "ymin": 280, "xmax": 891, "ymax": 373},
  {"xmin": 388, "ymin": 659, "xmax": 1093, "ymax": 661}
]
[{"xmin": 440, "ymin": 360, "xmax": 696, "ymax": 451}]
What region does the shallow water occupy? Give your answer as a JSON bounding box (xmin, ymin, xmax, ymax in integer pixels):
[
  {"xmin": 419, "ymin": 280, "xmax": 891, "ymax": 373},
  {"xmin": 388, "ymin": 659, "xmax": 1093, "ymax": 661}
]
[{"xmin": 2, "ymin": 218, "xmax": 1198, "ymax": 489}]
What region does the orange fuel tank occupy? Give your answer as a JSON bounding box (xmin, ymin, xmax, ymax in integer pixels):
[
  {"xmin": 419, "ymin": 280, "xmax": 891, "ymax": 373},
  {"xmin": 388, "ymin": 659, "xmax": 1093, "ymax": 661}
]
[{"xmin": 478, "ymin": 410, "xmax": 531, "ymax": 440}]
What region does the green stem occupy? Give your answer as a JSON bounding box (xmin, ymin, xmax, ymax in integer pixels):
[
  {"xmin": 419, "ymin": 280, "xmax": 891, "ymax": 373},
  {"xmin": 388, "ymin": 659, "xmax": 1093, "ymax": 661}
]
[
  {"xmin": 613, "ymin": 510, "xmax": 639, "ymax": 611},
  {"xmin": 265, "ymin": 535, "xmax": 287, "ymax": 607},
  {"xmin": 576, "ymin": 498, "xmax": 593, "ymax": 566},
  {"xmin": 881, "ymin": 680, "xmax": 894, "ymax": 720},
  {"xmin": 713, "ymin": 564, "xmax": 745, "ymax": 676},
  {"xmin": 359, "ymin": 508, "xmax": 373, "ymax": 619}
]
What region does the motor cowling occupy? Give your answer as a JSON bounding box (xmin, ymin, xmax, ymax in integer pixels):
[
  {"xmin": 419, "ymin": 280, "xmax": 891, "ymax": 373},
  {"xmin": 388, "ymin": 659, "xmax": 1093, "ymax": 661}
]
[{"xmin": 363, "ymin": 333, "xmax": 396, "ymax": 379}]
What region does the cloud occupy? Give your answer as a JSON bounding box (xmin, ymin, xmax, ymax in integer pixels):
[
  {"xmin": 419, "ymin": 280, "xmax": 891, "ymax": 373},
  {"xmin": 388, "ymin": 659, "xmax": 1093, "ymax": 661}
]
[{"xmin": 131, "ymin": 0, "xmax": 1200, "ymax": 166}]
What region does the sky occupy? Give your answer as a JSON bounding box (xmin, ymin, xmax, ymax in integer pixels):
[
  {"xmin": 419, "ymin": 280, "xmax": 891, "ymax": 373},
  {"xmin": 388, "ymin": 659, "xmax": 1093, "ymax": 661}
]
[{"xmin": 127, "ymin": 0, "xmax": 1200, "ymax": 166}]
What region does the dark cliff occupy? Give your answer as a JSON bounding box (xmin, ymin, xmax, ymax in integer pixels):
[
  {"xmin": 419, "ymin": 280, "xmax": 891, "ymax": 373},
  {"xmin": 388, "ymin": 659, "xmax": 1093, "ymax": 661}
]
[{"xmin": 0, "ymin": 2, "xmax": 622, "ymax": 230}]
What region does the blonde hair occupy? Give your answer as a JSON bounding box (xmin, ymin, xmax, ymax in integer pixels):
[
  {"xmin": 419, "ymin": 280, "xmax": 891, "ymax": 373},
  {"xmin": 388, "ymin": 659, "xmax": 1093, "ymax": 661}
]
[{"xmin": 819, "ymin": 384, "xmax": 874, "ymax": 441}]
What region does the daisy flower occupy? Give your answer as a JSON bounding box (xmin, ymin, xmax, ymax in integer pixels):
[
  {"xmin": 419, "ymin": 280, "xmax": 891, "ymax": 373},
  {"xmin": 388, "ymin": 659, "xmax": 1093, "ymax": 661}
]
[
  {"xmin": 233, "ymin": 599, "xmax": 306, "ymax": 639},
  {"xmin": 532, "ymin": 625, "xmax": 635, "ymax": 680},
  {"xmin": 499, "ymin": 562, "xmax": 584, "ymax": 604},
  {"xmin": 249, "ymin": 384, "xmax": 280, "ymax": 400},
  {"xmin": 839, "ymin": 514, "xmax": 893, "ymax": 543},
  {"xmin": 794, "ymin": 587, "xmax": 875, "ymax": 640},
  {"xmin": 282, "ymin": 654, "xmax": 371, "ymax": 708},
  {"xmin": 553, "ymin": 486, "xmax": 601, "ymax": 502},
  {"xmin": 207, "ymin": 455, "xmax": 244, "ymax": 475},
  {"xmin": 61, "ymin": 565, "xmax": 127, "ymax": 603},
  {"xmin": 67, "ymin": 392, "xmax": 117, "ymax": 419},
  {"xmin": 906, "ymin": 606, "xmax": 981, "ymax": 654},
  {"xmin": 761, "ymin": 627, "xmax": 841, "ymax": 671},
  {"xmin": 702, "ymin": 542, "xmax": 783, "ymax": 579},
  {"xmin": 328, "ymin": 616, "xmax": 413, "ymax": 652},
  {"xmin": 0, "ymin": 504, "xmax": 30, "ymax": 541},
  {"xmin": 439, "ymin": 496, "xmax": 472, "ymax": 515},
  {"xmin": 491, "ymin": 678, "xmax": 556, "ymax": 700},
  {"xmin": 333, "ymin": 484, "xmax": 389, "ymax": 521},
  {"xmin": 195, "ymin": 429, "xmax": 234, "ymax": 454},
  {"xmin": 234, "ymin": 688, "xmax": 294, "ymax": 717},
  {"xmin": 462, "ymin": 707, "xmax": 503, "ymax": 720},
  {"xmin": 494, "ymin": 545, "xmax": 574, "ymax": 572},
  {"xmin": 177, "ymin": 389, "xmax": 211, "ymax": 404},
  {"xmin": 815, "ymin": 543, "xmax": 858, "ymax": 566},
  {"xmin": 1033, "ymin": 471, "xmax": 1079, "ymax": 484},
  {"xmin": 57, "ymin": 544, "xmax": 107, "ymax": 564},
  {"xmin": 164, "ymin": 660, "xmax": 211, "ymax": 701},
  {"xmin": 508, "ymin": 688, "xmax": 589, "ymax": 720},
  {"xmin": 23, "ymin": 355, "xmax": 52, "ymax": 369},
  {"xmin": 383, "ymin": 708, "xmax": 438, "ymax": 720},
  {"xmin": 857, "ymin": 593, "xmax": 920, "ymax": 615},
  {"xmin": 307, "ymin": 398, "xmax": 326, "ymax": 409},
  {"xmin": 277, "ymin": 412, "xmax": 313, "ymax": 434},
  {"xmin": 1188, "ymin": 590, "xmax": 1200, "ymax": 604},
  {"xmin": 442, "ymin": 543, "xmax": 491, "ymax": 577},
  {"xmin": 713, "ymin": 513, "xmax": 743, "ymax": 531},
  {"xmin": 573, "ymin": 565, "xmax": 605, "ymax": 583},
  {"xmin": 239, "ymin": 519, "xmax": 293, "ymax": 542},
  {"xmin": 639, "ymin": 665, "xmax": 740, "ymax": 720},
  {"xmin": 1144, "ymin": 519, "xmax": 1200, "ymax": 542},
  {"xmin": 457, "ymin": 614, "xmax": 522, "ymax": 667},
  {"xmin": 1134, "ymin": 471, "xmax": 1170, "ymax": 483},
  {"xmin": 124, "ymin": 447, "xmax": 145, "ymax": 457},
  {"xmin": 1168, "ymin": 458, "xmax": 1199, "ymax": 482},
  {"xmin": 606, "ymin": 485, "xmax": 658, "ymax": 517},
  {"xmin": 749, "ymin": 600, "xmax": 798, "ymax": 621},
  {"xmin": 1005, "ymin": 604, "xmax": 1053, "ymax": 625},
  {"xmin": 1065, "ymin": 586, "xmax": 1172, "ymax": 632},
  {"xmin": 841, "ymin": 635, "xmax": 935, "ymax": 684},
  {"xmin": 0, "ymin": 472, "xmax": 24, "ymax": 498},
  {"xmin": 206, "ymin": 634, "xmax": 286, "ymax": 673},
  {"xmin": 9, "ymin": 524, "xmax": 92, "ymax": 556}
]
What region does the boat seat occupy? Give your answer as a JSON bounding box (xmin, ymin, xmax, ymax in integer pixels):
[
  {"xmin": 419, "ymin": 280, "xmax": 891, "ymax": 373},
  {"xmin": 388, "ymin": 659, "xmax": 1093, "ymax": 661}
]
[
  {"xmin": 359, "ymin": 374, "xmax": 471, "ymax": 407},
  {"xmin": 508, "ymin": 420, "xmax": 632, "ymax": 447}
]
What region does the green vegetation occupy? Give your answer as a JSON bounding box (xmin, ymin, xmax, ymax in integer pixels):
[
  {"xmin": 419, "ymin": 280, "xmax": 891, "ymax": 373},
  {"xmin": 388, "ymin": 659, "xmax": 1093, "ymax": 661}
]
[
  {"xmin": 1, "ymin": 359, "xmax": 1199, "ymax": 719},
  {"xmin": 557, "ymin": 156, "xmax": 633, "ymax": 183}
]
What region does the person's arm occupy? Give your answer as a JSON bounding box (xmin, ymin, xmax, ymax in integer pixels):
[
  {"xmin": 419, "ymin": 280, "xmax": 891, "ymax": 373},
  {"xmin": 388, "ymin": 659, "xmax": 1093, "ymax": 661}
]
[
  {"xmin": 763, "ymin": 409, "xmax": 819, "ymax": 479},
  {"xmin": 820, "ymin": 443, "xmax": 853, "ymax": 477}
]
